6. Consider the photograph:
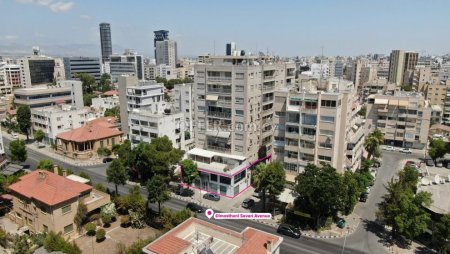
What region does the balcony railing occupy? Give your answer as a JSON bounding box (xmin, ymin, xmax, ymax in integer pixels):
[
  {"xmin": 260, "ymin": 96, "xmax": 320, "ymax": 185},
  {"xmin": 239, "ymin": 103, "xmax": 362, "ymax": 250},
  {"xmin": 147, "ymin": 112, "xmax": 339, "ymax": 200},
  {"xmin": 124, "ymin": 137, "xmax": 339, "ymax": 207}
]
[
  {"xmin": 207, "ymin": 76, "xmax": 232, "ymax": 82},
  {"xmin": 207, "ymin": 111, "xmax": 232, "ymax": 118},
  {"xmin": 207, "ymin": 88, "xmax": 232, "ymax": 94},
  {"xmin": 207, "ymin": 145, "xmax": 231, "ymax": 153}
]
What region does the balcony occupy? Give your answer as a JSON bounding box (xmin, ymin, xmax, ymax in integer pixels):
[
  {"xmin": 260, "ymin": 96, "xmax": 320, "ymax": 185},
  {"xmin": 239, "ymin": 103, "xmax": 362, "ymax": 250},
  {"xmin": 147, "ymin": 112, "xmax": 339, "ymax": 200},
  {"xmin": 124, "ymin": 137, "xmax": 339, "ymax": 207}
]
[
  {"xmin": 207, "ymin": 145, "xmax": 231, "ymax": 153},
  {"xmin": 83, "ymin": 189, "xmax": 111, "ymax": 213},
  {"xmin": 207, "ymin": 111, "xmax": 232, "ymax": 119},
  {"xmin": 264, "ymin": 75, "xmax": 275, "ymax": 80},
  {"xmin": 207, "ymin": 88, "xmax": 232, "ymax": 94},
  {"xmin": 217, "ymin": 100, "xmax": 232, "ymax": 107},
  {"xmin": 285, "ymin": 132, "xmax": 299, "ymax": 139},
  {"xmin": 207, "ymin": 76, "xmax": 232, "ymax": 83}
]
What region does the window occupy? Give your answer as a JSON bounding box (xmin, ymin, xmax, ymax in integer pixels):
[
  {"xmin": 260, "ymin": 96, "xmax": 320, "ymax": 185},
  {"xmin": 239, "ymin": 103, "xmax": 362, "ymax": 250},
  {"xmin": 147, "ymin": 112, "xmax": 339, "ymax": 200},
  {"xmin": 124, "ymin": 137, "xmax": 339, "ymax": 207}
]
[
  {"xmin": 305, "ymin": 101, "xmax": 317, "ymax": 109},
  {"xmin": 320, "ymin": 116, "xmax": 335, "ymax": 123},
  {"xmin": 318, "ymin": 155, "xmax": 332, "ymax": 162},
  {"xmin": 275, "ymin": 111, "xmax": 286, "ymax": 117},
  {"xmin": 210, "ymin": 174, "xmax": 218, "ymax": 182},
  {"xmin": 302, "ymin": 114, "xmax": 317, "ymax": 125},
  {"xmin": 321, "ymin": 100, "xmax": 337, "ymax": 108},
  {"xmin": 61, "ymin": 205, "xmax": 71, "ymax": 214},
  {"xmin": 235, "ymin": 97, "xmax": 244, "ymax": 104},
  {"xmin": 235, "ymin": 85, "xmax": 244, "ymax": 92},
  {"xmin": 234, "ymin": 170, "xmax": 246, "ymax": 184},
  {"xmin": 198, "ymin": 106, "xmax": 205, "ymax": 112},
  {"xmin": 220, "ymin": 176, "xmax": 231, "ymax": 185},
  {"xmin": 235, "ymin": 110, "xmax": 244, "ymax": 116},
  {"xmin": 235, "ymin": 145, "xmax": 243, "ymax": 152},
  {"xmin": 100, "ymin": 141, "xmax": 104, "ymax": 148},
  {"xmin": 289, "ymin": 99, "xmax": 301, "ymax": 106},
  {"xmin": 43, "ymin": 225, "xmax": 48, "ymax": 232},
  {"xmin": 235, "ymin": 73, "xmax": 244, "ymax": 80},
  {"xmin": 302, "ymin": 127, "xmax": 316, "ymax": 135},
  {"xmin": 64, "ymin": 224, "xmax": 73, "ymax": 234},
  {"xmin": 320, "ymin": 129, "xmax": 334, "ymax": 136},
  {"xmin": 235, "ymin": 133, "xmax": 244, "ymax": 140},
  {"xmin": 284, "ymin": 163, "xmax": 297, "ymax": 172}
]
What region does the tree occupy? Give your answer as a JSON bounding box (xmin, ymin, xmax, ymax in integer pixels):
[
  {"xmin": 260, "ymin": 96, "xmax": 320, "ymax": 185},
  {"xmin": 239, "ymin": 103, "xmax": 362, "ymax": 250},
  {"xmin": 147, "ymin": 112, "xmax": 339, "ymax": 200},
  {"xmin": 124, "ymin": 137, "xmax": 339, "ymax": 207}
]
[
  {"xmin": 17, "ymin": 105, "xmax": 31, "ymax": 141},
  {"xmin": 97, "ymin": 147, "xmax": 112, "ymax": 157},
  {"xmin": 12, "ymin": 234, "xmax": 33, "ymax": 254},
  {"xmin": 38, "ymin": 159, "xmax": 54, "ymax": 171},
  {"xmin": 364, "ymin": 129, "xmax": 384, "ymax": 160},
  {"xmin": 340, "ymin": 171, "xmax": 361, "ymax": 215},
  {"xmin": 377, "ymin": 166, "xmax": 432, "ymax": 242},
  {"xmin": 180, "ymin": 159, "xmax": 198, "ymax": 190},
  {"xmin": 99, "ymin": 73, "xmax": 112, "ymax": 92},
  {"xmin": 146, "ymin": 175, "xmax": 170, "ymax": 214},
  {"xmin": 429, "ymin": 138, "xmax": 447, "ymax": 164},
  {"xmin": 107, "ymin": 159, "xmax": 129, "ymax": 195},
  {"xmin": 43, "ymin": 231, "xmax": 81, "ymax": 254},
  {"xmin": 75, "ymin": 73, "xmax": 96, "ymax": 94},
  {"xmin": 295, "ymin": 163, "xmax": 343, "ymax": 228},
  {"xmin": 83, "ymin": 94, "xmax": 95, "ymax": 107},
  {"xmin": 9, "ymin": 139, "xmax": 27, "ymax": 163},
  {"xmin": 104, "ymin": 106, "xmax": 120, "ymax": 118},
  {"xmin": 358, "ymin": 105, "xmax": 367, "ymax": 118},
  {"xmin": 33, "ymin": 129, "xmax": 45, "ymax": 144},
  {"xmin": 73, "ymin": 203, "xmax": 87, "ymax": 232},
  {"xmin": 253, "ymin": 161, "xmax": 286, "ymax": 212},
  {"xmin": 433, "ymin": 214, "xmax": 450, "ymax": 253}
]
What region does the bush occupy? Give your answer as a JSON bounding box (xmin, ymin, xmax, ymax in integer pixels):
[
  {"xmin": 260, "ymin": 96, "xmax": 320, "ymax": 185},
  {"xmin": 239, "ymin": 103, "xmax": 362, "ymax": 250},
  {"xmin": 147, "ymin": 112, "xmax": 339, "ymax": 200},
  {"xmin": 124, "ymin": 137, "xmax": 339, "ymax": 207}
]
[
  {"xmin": 97, "ymin": 147, "xmax": 112, "ymax": 157},
  {"xmin": 89, "ymin": 214, "xmax": 101, "ymax": 223},
  {"xmin": 96, "ymin": 229, "xmax": 106, "ymax": 242},
  {"xmin": 101, "ymin": 214, "xmax": 112, "ymax": 227},
  {"xmin": 120, "ymin": 215, "xmax": 130, "ymax": 228},
  {"xmin": 85, "ymin": 223, "xmax": 96, "ymax": 236},
  {"xmin": 44, "ymin": 231, "xmax": 81, "ymax": 254},
  {"xmin": 94, "ymin": 183, "xmax": 107, "ymax": 192}
]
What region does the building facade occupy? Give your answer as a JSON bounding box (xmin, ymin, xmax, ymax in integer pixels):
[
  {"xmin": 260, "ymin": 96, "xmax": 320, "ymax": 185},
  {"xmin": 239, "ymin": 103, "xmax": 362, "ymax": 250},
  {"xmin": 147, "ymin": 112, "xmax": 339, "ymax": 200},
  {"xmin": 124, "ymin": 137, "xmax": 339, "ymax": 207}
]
[
  {"xmin": 109, "ymin": 49, "xmax": 144, "ymax": 80},
  {"xmin": 14, "ymin": 80, "xmax": 83, "ymax": 109},
  {"xmin": 19, "ymin": 55, "xmax": 55, "ymax": 87},
  {"xmin": 388, "ymin": 50, "xmax": 419, "ymax": 85},
  {"xmin": 366, "ymin": 92, "xmax": 431, "ymax": 148},
  {"xmin": 8, "ymin": 170, "xmax": 110, "ymax": 238},
  {"xmin": 155, "ymin": 40, "xmax": 177, "ymax": 69},
  {"xmin": 99, "ymin": 23, "xmax": 113, "ymax": 63},
  {"xmin": 63, "ymin": 57, "xmax": 102, "ymax": 82}
]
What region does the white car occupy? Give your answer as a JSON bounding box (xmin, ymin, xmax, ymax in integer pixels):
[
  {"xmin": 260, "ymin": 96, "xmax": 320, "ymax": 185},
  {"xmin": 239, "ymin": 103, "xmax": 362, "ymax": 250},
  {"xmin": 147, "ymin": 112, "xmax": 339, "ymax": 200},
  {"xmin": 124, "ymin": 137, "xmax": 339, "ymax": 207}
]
[
  {"xmin": 399, "ymin": 148, "xmax": 412, "ymax": 154},
  {"xmin": 11, "ymin": 133, "xmax": 19, "ymax": 139},
  {"xmin": 383, "ymin": 146, "xmax": 395, "ymax": 151}
]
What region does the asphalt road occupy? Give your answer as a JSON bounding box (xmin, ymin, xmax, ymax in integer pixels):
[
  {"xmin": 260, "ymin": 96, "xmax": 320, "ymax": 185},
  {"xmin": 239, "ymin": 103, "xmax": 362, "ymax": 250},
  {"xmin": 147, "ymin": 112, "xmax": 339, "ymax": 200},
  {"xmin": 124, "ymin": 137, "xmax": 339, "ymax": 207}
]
[
  {"xmin": 3, "ymin": 136, "xmax": 404, "ymax": 254},
  {"xmin": 328, "ymin": 150, "xmax": 422, "ymax": 253}
]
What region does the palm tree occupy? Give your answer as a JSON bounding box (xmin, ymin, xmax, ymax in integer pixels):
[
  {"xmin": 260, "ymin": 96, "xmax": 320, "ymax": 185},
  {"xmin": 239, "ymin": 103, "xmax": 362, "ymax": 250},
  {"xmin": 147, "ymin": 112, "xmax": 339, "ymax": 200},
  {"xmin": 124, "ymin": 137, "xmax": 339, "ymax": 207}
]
[
  {"xmin": 253, "ymin": 161, "xmax": 286, "ymax": 212},
  {"xmin": 364, "ymin": 136, "xmax": 379, "ymax": 160},
  {"xmin": 371, "ymin": 129, "xmax": 384, "ymax": 144}
]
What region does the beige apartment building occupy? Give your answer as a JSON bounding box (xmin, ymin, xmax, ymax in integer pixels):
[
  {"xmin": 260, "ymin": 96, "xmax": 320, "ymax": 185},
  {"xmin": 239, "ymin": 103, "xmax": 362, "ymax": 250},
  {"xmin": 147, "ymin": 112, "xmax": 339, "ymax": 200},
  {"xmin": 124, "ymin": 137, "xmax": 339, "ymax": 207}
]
[
  {"xmin": 388, "ymin": 50, "xmax": 419, "ymax": 85},
  {"xmin": 273, "ymin": 78, "xmax": 364, "ymax": 179},
  {"xmin": 8, "ymin": 169, "xmax": 110, "ymax": 237},
  {"xmin": 366, "ymin": 92, "xmax": 431, "ymax": 148}
]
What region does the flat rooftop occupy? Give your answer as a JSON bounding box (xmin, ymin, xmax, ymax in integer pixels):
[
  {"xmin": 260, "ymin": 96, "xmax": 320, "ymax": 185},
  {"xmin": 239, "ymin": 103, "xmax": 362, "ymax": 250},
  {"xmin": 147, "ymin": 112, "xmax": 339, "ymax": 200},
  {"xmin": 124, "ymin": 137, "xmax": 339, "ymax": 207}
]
[{"xmin": 143, "ymin": 217, "xmax": 282, "ymax": 254}]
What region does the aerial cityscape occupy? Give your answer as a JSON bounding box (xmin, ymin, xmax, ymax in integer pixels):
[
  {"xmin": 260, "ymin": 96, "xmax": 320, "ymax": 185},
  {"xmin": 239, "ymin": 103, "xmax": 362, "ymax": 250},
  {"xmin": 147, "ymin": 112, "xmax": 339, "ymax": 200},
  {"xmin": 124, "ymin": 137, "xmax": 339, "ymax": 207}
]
[{"xmin": 0, "ymin": 1, "xmax": 450, "ymax": 254}]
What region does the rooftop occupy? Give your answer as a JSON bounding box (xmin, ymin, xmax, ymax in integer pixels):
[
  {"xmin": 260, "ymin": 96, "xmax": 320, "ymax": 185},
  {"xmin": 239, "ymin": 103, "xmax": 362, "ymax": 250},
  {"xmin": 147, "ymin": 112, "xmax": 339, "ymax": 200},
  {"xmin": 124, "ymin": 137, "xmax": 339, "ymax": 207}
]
[
  {"xmin": 57, "ymin": 121, "xmax": 122, "ymax": 143},
  {"xmin": 143, "ymin": 217, "xmax": 282, "ymax": 254},
  {"xmin": 8, "ymin": 170, "xmax": 92, "ymax": 206}
]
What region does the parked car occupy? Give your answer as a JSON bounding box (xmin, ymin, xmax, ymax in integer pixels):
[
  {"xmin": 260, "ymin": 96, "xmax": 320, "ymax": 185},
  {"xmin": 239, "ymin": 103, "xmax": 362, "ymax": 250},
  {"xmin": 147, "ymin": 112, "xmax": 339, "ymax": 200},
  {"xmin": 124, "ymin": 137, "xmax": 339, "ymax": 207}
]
[
  {"xmin": 399, "ymin": 148, "xmax": 412, "ymax": 154},
  {"xmin": 186, "ymin": 203, "xmax": 203, "ymax": 213},
  {"xmin": 253, "ymin": 189, "xmax": 263, "ymax": 198},
  {"xmin": 447, "ymin": 163, "xmax": 450, "ymax": 169},
  {"xmin": 102, "ymin": 157, "xmax": 114, "ymax": 163},
  {"xmin": 203, "ymin": 193, "xmax": 220, "ymax": 201},
  {"xmin": 372, "ymin": 160, "xmax": 381, "ymax": 168},
  {"xmin": 176, "ymin": 187, "xmax": 194, "ymax": 197},
  {"xmin": 277, "ymin": 224, "xmax": 301, "ymax": 238},
  {"xmin": 241, "ymin": 198, "xmax": 255, "ymax": 209},
  {"xmin": 11, "ymin": 133, "xmax": 18, "ymax": 139},
  {"xmin": 383, "ymin": 146, "xmax": 395, "ymax": 151},
  {"xmin": 405, "ymin": 161, "xmax": 419, "ymax": 169},
  {"xmin": 436, "ymin": 161, "xmax": 443, "ymax": 167},
  {"xmin": 360, "ymin": 193, "xmax": 368, "ymax": 202},
  {"xmin": 426, "ymin": 160, "xmax": 435, "ymax": 167}
]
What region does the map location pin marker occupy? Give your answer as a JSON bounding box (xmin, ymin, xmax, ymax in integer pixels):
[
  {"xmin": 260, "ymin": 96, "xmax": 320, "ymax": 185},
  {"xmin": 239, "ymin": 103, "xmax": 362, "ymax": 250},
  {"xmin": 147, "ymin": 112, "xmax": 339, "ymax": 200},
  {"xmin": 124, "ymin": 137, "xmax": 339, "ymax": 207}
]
[{"xmin": 205, "ymin": 209, "xmax": 214, "ymax": 219}]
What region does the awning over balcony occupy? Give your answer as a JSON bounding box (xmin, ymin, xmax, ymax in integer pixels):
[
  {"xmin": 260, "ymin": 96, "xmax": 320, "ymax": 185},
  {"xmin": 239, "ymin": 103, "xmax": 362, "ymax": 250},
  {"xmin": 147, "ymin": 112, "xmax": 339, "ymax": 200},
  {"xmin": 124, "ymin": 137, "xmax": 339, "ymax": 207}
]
[
  {"xmin": 388, "ymin": 99, "xmax": 399, "ymax": 106},
  {"xmin": 398, "ymin": 100, "xmax": 409, "ymax": 107},
  {"xmin": 206, "ymin": 95, "xmax": 219, "ymax": 101},
  {"xmin": 374, "ymin": 98, "xmax": 388, "ymax": 105}
]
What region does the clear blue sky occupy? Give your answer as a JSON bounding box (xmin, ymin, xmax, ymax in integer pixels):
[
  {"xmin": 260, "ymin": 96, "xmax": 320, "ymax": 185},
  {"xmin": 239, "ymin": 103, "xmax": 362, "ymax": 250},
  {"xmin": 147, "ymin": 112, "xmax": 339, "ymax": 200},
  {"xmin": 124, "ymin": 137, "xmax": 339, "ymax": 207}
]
[{"xmin": 1, "ymin": 0, "xmax": 449, "ymax": 57}]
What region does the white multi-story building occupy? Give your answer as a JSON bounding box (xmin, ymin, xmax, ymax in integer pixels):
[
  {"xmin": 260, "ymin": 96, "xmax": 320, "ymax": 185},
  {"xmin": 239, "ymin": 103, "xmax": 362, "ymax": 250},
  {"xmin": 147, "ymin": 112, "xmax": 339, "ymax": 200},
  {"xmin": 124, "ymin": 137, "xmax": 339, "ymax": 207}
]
[
  {"xmin": 91, "ymin": 95, "xmax": 120, "ymax": 115},
  {"xmin": 310, "ymin": 63, "xmax": 329, "ymax": 79},
  {"xmin": 118, "ymin": 76, "xmax": 167, "ymax": 134},
  {"xmin": 31, "ymin": 104, "xmax": 97, "ymax": 144},
  {"xmin": 109, "ymin": 49, "xmax": 144, "ymax": 80},
  {"xmin": 19, "ymin": 54, "xmax": 56, "ymax": 88},
  {"xmin": 144, "ymin": 63, "xmax": 156, "ymax": 80},
  {"xmin": 155, "ymin": 64, "xmax": 176, "ymax": 80},
  {"xmin": 187, "ymin": 55, "xmax": 296, "ymax": 198},
  {"xmin": 14, "ymin": 80, "xmax": 83, "ymax": 109},
  {"xmin": 273, "ymin": 78, "xmax": 364, "ymax": 179}
]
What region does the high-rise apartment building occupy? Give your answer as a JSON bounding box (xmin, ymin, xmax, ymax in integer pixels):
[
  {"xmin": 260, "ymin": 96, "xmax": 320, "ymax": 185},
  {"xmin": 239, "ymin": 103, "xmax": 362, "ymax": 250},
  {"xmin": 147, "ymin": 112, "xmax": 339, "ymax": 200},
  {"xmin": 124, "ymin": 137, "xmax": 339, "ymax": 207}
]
[
  {"xmin": 63, "ymin": 57, "xmax": 102, "ymax": 82},
  {"xmin": 155, "ymin": 40, "xmax": 177, "ymax": 68},
  {"xmin": 226, "ymin": 42, "xmax": 236, "ymax": 56},
  {"xmin": 99, "ymin": 23, "xmax": 113, "ymax": 63},
  {"xmin": 273, "ymin": 78, "xmax": 364, "ymax": 178},
  {"xmin": 388, "ymin": 50, "xmax": 419, "ymax": 85},
  {"xmin": 19, "ymin": 55, "xmax": 56, "ymax": 88}
]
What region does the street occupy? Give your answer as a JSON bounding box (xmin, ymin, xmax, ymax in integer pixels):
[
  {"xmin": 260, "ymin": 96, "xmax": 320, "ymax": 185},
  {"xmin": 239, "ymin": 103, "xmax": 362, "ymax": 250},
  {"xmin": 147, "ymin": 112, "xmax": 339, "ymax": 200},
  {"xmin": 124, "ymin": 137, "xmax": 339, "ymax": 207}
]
[{"xmin": 2, "ymin": 136, "xmax": 415, "ymax": 254}]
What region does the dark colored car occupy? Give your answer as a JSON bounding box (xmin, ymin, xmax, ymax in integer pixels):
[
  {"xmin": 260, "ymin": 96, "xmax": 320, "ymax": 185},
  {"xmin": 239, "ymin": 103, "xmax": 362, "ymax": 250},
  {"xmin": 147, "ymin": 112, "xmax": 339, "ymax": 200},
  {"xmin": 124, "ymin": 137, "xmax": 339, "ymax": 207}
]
[
  {"xmin": 277, "ymin": 224, "xmax": 301, "ymax": 238},
  {"xmin": 175, "ymin": 187, "xmax": 194, "ymax": 197},
  {"xmin": 242, "ymin": 198, "xmax": 255, "ymax": 209},
  {"xmin": 360, "ymin": 193, "xmax": 368, "ymax": 202},
  {"xmin": 372, "ymin": 161, "xmax": 381, "ymax": 168},
  {"xmin": 203, "ymin": 193, "xmax": 220, "ymax": 201},
  {"xmin": 103, "ymin": 157, "xmax": 114, "ymax": 163},
  {"xmin": 186, "ymin": 202, "xmax": 203, "ymax": 213},
  {"xmin": 426, "ymin": 160, "xmax": 435, "ymax": 167}
]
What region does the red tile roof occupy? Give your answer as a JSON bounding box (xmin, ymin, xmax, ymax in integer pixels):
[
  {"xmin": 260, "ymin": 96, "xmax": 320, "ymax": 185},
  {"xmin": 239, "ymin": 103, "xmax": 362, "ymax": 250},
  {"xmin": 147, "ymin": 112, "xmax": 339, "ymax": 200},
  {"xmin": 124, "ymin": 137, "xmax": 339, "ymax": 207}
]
[
  {"xmin": 8, "ymin": 170, "xmax": 92, "ymax": 206},
  {"xmin": 103, "ymin": 90, "xmax": 119, "ymax": 96},
  {"xmin": 88, "ymin": 117, "xmax": 118, "ymax": 129},
  {"xmin": 56, "ymin": 121, "xmax": 122, "ymax": 143},
  {"xmin": 145, "ymin": 217, "xmax": 282, "ymax": 254}
]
